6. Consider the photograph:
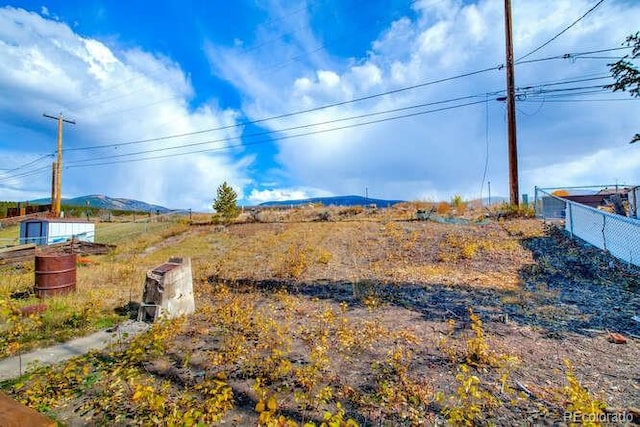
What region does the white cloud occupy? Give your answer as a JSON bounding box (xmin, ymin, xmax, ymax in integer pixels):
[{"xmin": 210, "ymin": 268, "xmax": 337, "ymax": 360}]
[
  {"xmin": 247, "ymin": 187, "xmax": 332, "ymax": 204},
  {"xmin": 0, "ymin": 6, "xmax": 248, "ymax": 211},
  {"xmin": 208, "ymin": 0, "xmax": 640, "ymax": 201},
  {"xmin": 4, "ymin": 1, "xmax": 639, "ymax": 210},
  {"xmin": 526, "ymin": 144, "xmax": 640, "ymax": 188}
]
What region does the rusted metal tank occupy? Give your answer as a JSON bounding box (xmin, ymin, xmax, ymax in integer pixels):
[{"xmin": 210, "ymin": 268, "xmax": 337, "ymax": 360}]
[{"xmin": 34, "ymin": 253, "xmax": 77, "ymax": 298}]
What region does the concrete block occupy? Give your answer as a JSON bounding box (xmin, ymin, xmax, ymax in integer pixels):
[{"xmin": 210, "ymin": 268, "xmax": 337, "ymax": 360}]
[{"xmin": 137, "ymin": 257, "xmax": 195, "ymax": 322}]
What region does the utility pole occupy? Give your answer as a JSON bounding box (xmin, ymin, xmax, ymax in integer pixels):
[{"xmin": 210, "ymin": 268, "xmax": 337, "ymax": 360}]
[
  {"xmin": 504, "ymin": 0, "xmax": 519, "ymax": 206},
  {"xmin": 50, "ymin": 162, "xmax": 56, "ymax": 214},
  {"xmin": 43, "ymin": 113, "xmax": 75, "ymax": 217}
]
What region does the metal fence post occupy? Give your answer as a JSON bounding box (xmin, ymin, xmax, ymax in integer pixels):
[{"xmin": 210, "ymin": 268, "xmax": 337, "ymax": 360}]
[
  {"xmin": 567, "ymin": 202, "xmax": 574, "ymax": 238},
  {"xmin": 602, "ymin": 213, "xmax": 607, "ymax": 252},
  {"xmin": 536, "ymin": 184, "xmax": 640, "ymax": 268}
]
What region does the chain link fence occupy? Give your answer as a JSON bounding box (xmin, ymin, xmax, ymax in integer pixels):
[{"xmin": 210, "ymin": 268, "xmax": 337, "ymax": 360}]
[{"xmin": 535, "ymin": 186, "xmax": 640, "ymax": 267}]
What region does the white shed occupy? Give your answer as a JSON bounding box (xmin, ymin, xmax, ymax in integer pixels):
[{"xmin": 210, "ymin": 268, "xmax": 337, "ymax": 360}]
[{"xmin": 19, "ymin": 219, "xmax": 95, "ymax": 245}]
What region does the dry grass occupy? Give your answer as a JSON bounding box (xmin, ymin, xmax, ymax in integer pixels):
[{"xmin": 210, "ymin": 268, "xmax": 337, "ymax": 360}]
[
  {"xmin": 0, "ymin": 224, "xmax": 20, "ymax": 247},
  {"xmin": 1, "ymin": 207, "xmax": 639, "ymax": 426}
]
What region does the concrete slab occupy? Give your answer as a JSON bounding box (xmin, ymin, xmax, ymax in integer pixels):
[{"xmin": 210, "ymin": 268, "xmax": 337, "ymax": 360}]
[{"xmin": 0, "ymin": 320, "xmax": 149, "ymax": 381}]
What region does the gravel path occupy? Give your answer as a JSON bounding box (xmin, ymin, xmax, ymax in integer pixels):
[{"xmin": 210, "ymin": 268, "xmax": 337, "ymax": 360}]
[{"xmin": 0, "ymin": 320, "xmax": 149, "ymax": 381}]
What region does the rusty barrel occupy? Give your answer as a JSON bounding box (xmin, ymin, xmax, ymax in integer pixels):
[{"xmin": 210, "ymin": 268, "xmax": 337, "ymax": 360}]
[{"xmin": 34, "ymin": 253, "xmax": 77, "ymax": 298}]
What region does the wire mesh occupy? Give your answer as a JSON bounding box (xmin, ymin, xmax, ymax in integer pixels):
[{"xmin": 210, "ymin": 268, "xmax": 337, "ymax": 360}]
[{"xmin": 535, "ymin": 187, "xmax": 640, "ymax": 267}]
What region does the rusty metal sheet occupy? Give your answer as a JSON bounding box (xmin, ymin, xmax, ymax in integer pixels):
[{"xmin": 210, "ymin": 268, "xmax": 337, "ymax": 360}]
[{"xmin": 152, "ymin": 263, "xmax": 180, "ymax": 274}]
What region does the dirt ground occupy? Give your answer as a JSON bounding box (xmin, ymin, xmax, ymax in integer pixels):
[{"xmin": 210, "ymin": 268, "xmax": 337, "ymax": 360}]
[{"xmin": 2, "ymin": 215, "xmax": 640, "ymax": 426}]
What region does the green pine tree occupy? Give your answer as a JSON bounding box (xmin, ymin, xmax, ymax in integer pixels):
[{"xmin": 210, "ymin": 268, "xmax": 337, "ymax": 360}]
[
  {"xmin": 607, "ymin": 32, "xmax": 640, "ymax": 143},
  {"xmin": 213, "ymin": 181, "xmax": 240, "ymax": 223}
]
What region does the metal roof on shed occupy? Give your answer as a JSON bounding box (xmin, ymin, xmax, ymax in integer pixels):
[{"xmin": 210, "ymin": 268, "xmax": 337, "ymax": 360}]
[{"xmin": 20, "ymin": 218, "xmax": 94, "ymax": 224}]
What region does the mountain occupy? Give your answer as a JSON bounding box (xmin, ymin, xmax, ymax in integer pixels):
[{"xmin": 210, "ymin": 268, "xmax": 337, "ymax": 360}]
[
  {"xmin": 477, "ymin": 196, "xmax": 509, "ymax": 206},
  {"xmin": 258, "ymin": 195, "xmax": 405, "ymax": 208},
  {"xmin": 29, "ymin": 195, "xmax": 172, "ymax": 213}
]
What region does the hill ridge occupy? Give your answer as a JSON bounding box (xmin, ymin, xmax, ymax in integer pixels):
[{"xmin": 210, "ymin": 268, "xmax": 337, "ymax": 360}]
[
  {"xmin": 29, "ymin": 195, "xmax": 171, "ymax": 213},
  {"xmin": 258, "ymin": 195, "xmax": 404, "ymax": 207}
]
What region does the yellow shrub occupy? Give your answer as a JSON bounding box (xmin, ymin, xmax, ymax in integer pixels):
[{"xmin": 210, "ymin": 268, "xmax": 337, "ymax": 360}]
[{"xmin": 436, "ymin": 201, "xmax": 450, "ymax": 215}]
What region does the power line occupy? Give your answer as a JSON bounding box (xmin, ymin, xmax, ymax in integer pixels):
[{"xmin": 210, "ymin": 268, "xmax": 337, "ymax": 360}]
[
  {"xmin": 2, "ymin": 67, "xmax": 622, "ymax": 181},
  {"xmin": 63, "ymin": 81, "xmax": 618, "ymax": 167},
  {"xmin": 64, "ymin": 65, "xmax": 502, "ymax": 152},
  {"xmin": 0, "ymin": 165, "xmax": 51, "ymax": 182},
  {"xmin": 524, "ymin": 90, "xmax": 615, "ymax": 100},
  {"xmin": 520, "ymin": 97, "xmax": 638, "ymax": 103},
  {"xmin": 0, "ymin": 167, "xmax": 51, "ymax": 182},
  {"xmin": 66, "ymin": 92, "xmax": 499, "ymax": 165},
  {"xmin": 534, "ymin": 84, "xmax": 611, "ymax": 93},
  {"xmin": 516, "ymin": 0, "xmax": 606, "ymax": 62},
  {"xmin": 517, "ymin": 75, "xmax": 611, "ymax": 91},
  {"xmin": 515, "ymin": 46, "xmax": 628, "ymax": 65},
  {"xmin": 3, "ymin": 72, "xmax": 609, "ymax": 184},
  {"xmin": 522, "ymin": 85, "xmax": 611, "ymax": 99},
  {"xmin": 0, "ymin": 153, "xmax": 54, "ymax": 177},
  {"xmin": 65, "ymin": 99, "xmax": 488, "ymax": 169},
  {"xmin": 520, "ymin": 71, "xmax": 607, "ymax": 86},
  {"xmin": 63, "ymin": 46, "xmax": 625, "ymax": 154},
  {"xmin": 479, "ymin": 94, "xmax": 490, "ymax": 201},
  {"xmin": 516, "ymin": 96, "xmax": 546, "ymax": 116}
]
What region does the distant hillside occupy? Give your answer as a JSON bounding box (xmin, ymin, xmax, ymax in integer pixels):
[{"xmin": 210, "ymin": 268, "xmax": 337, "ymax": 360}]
[
  {"xmin": 475, "ymin": 196, "xmax": 509, "ymax": 206},
  {"xmin": 29, "ymin": 194, "xmax": 171, "ymax": 213},
  {"xmin": 259, "ymin": 195, "xmax": 405, "ymax": 208}
]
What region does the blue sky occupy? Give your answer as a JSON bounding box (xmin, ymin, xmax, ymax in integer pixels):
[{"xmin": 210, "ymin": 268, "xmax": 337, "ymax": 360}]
[{"xmin": 0, "ymin": 0, "xmax": 639, "ymax": 210}]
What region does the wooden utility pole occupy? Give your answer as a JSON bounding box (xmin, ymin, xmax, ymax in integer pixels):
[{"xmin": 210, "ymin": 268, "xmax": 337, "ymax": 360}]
[
  {"xmin": 50, "ymin": 162, "xmax": 56, "ymax": 214},
  {"xmin": 504, "ymin": 0, "xmax": 519, "ymax": 206},
  {"xmin": 43, "ymin": 113, "xmax": 75, "ymax": 217}
]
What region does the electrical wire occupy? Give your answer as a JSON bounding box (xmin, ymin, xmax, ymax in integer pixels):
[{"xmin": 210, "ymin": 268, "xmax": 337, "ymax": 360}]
[
  {"xmin": 65, "ymin": 99, "xmax": 488, "ymax": 169},
  {"xmin": 0, "ymin": 153, "xmax": 54, "ymax": 177},
  {"xmin": 62, "ymin": 47, "xmax": 624, "ymax": 154},
  {"xmin": 0, "ymin": 165, "xmax": 51, "ymax": 182},
  {"xmin": 515, "ymin": 46, "xmax": 628, "ymax": 65},
  {"xmin": 516, "ymin": 0, "xmax": 606, "ymax": 62},
  {"xmin": 3, "ymin": 47, "xmax": 632, "ymax": 184},
  {"xmin": 64, "ymin": 92, "xmax": 499, "ymax": 165},
  {"xmin": 518, "ymin": 84, "xmax": 612, "ymax": 96},
  {"xmin": 479, "ymin": 93, "xmax": 490, "ymax": 201},
  {"xmin": 64, "ymin": 65, "xmax": 502, "ymax": 152},
  {"xmin": 526, "ymin": 88, "xmax": 611, "ymax": 98},
  {"xmin": 520, "ymin": 97, "xmax": 638, "ymax": 103},
  {"xmin": 64, "ymin": 82, "xmax": 621, "ymax": 168},
  {"xmin": 516, "ymin": 94, "xmax": 546, "ymax": 116},
  {"xmin": 520, "ymin": 71, "xmax": 607, "ymax": 86},
  {"xmin": 517, "ymin": 75, "xmax": 611, "ymax": 91},
  {"xmin": 2, "ymin": 79, "xmax": 622, "ymax": 182}
]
